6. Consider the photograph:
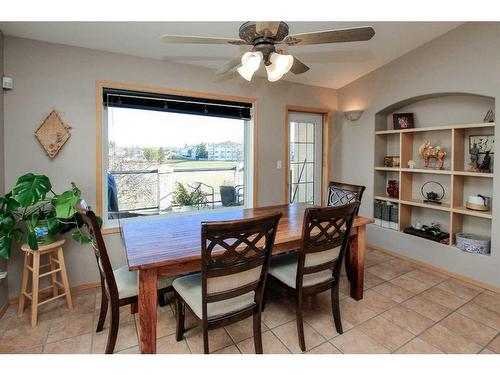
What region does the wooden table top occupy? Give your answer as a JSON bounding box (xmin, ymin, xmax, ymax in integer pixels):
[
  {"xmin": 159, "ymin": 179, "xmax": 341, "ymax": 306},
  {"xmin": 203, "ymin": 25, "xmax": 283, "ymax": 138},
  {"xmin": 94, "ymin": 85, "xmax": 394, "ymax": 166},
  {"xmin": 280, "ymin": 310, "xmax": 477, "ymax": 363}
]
[{"xmin": 121, "ymin": 203, "xmax": 373, "ymax": 271}]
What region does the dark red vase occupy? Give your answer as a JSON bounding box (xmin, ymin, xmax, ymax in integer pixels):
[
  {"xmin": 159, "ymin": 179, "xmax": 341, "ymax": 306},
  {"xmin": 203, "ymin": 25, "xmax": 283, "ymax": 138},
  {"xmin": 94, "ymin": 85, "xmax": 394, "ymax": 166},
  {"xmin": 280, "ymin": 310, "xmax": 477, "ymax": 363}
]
[{"xmin": 387, "ymin": 180, "xmax": 399, "ymax": 198}]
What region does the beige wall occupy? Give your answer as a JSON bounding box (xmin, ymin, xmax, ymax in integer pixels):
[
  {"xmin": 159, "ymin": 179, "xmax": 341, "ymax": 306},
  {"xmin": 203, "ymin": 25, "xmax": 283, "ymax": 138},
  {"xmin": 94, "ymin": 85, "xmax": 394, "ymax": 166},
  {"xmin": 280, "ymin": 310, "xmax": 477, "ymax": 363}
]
[
  {"xmin": 2, "ymin": 36, "xmax": 337, "ymax": 298},
  {"xmin": 0, "ymin": 31, "xmax": 8, "ymax": 307},
  {"xmin": 337, "ymin": 22, "xmax": 500, "ymax": 288}
]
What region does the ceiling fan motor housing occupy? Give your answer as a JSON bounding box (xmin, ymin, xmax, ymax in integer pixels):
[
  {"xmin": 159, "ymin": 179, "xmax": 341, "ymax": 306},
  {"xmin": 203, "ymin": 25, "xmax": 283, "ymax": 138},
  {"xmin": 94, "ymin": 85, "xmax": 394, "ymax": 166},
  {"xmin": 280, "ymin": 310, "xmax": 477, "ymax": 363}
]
[{"xmin": 239, "ymin": 22, "xmax": 290, "ymax": 64}]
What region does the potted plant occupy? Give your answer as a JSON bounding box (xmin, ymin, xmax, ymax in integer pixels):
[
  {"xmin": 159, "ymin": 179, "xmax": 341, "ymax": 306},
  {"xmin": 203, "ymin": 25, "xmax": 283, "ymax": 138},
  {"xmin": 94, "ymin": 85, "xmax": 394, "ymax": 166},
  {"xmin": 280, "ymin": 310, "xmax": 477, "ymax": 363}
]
[
  {"xmin": 0, "ymin": 173, "xmax": 94, "ymax": 260},
  {"xmin": 172, "ymin": 182, "xmax": 206, "ymax": 212}
]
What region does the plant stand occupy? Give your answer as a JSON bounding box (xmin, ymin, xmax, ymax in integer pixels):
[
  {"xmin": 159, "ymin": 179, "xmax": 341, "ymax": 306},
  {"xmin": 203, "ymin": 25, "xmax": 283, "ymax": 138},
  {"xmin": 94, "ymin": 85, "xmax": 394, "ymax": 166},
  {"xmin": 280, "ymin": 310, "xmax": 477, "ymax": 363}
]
[{"xmin": 17, "ymin": 239, "xmax": 73, "ymax": 326}]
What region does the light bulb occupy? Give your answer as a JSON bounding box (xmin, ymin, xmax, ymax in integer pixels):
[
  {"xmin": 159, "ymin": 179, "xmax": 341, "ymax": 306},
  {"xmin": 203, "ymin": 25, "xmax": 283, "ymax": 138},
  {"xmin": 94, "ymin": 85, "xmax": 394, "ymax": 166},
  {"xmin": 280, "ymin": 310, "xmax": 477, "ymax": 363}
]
[{"xmin": 266, "ymin": 52, "xmax": 294, "ymax": 82}]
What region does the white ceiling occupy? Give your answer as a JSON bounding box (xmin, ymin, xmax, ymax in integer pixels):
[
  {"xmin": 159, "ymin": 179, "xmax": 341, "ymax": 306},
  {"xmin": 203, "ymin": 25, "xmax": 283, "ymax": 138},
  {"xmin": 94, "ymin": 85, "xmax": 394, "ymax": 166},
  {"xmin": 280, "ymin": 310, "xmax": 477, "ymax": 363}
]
[{"xmin": 0, "ymin": 22, "xmax": 462, "ymax": 89}]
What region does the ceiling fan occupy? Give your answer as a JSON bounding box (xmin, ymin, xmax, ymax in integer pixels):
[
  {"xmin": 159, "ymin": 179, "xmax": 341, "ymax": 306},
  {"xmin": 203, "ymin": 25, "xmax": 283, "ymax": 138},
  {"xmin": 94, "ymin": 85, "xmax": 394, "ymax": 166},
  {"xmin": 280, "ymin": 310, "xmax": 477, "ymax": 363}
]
[{"xmin": 161, "ymin": 22, "xmax": 375, "ymax": 82}]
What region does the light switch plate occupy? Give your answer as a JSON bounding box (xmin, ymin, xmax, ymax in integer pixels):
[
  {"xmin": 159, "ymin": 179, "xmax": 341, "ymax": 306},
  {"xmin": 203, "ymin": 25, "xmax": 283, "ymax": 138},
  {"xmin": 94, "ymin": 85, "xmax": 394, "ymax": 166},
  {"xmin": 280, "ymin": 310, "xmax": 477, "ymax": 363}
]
[
  {"xmin": 276, "ymin": 160, "xmax": 282, "ymax": 169},
  {"xmin": 2, "ymin": 76, "xmax": 13, "ymax": 90}
]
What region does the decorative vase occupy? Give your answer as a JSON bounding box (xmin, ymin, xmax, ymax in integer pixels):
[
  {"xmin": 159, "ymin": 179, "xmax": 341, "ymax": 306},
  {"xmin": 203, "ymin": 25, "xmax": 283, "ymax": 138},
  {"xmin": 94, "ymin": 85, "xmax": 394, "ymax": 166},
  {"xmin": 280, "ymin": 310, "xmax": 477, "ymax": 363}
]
[
  {"xmin": 29, "ymin": 219, "xmax": 57, "ymax": 247},
  {"xmin": 387, "ymin": 180, "xmax": 399, "ymax": 198}
]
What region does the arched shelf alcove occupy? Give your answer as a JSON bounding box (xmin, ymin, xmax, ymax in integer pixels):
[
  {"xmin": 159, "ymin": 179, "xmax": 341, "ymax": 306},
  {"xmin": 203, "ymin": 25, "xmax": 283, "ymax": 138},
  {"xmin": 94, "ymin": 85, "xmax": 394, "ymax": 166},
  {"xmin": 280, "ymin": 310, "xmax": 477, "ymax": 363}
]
[{"xmin": 372, "ymin": 92, "xmax": 495, "ymax": 254}]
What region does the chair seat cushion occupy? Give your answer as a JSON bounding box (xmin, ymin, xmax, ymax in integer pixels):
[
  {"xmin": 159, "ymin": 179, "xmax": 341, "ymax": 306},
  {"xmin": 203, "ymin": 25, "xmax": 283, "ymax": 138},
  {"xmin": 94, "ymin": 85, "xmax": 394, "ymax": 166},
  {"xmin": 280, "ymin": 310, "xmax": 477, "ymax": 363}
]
[
  {"xmin": 113, "ymin": 266, "xmax": 173, "ymax": 300},
  {"xmin": 172, "ymin": 273, "xmax": 255, "ymax": 319},
  {"xmin": 269, "ymin": 252, "xmax": 334, "ymax": 289}
]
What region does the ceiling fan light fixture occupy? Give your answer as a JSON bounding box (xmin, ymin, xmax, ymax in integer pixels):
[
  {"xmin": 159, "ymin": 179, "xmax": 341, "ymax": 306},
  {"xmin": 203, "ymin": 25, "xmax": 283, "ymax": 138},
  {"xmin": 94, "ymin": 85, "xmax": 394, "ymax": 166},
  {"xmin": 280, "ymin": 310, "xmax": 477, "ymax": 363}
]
[
  {"xmin": 237, "ymin": 51, "xmax": 263, "ymax": 81},
  {"xmin": 266, "ymin": 52, "xmax": 294, "ymax": 82}
]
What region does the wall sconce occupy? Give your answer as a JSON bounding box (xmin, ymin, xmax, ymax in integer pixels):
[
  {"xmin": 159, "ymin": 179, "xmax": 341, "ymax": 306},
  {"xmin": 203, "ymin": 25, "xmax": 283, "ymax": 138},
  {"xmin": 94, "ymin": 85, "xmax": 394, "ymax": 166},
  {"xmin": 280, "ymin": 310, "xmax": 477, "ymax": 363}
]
[{"xmin": 344, "ymin": 110, "xmax": 364, "ymax": 121}]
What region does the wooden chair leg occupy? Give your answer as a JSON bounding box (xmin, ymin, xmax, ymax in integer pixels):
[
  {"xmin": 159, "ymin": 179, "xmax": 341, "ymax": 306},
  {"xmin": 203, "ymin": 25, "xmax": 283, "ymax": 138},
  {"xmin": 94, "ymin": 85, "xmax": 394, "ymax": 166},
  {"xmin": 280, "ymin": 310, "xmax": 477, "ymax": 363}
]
[
  {"xmin": 105, "ymin": 305, "xmax": 120, "ymax": 354},
  {"xmin": 96, "ymin": 288, "xmax": 108, "ymax": 332},
  {"xmin": 253, "ymin": 312, "xmax": 263, "ymax": 354},
  {"xmin": 49, "ymin": 254, "xmax": 58, "ymax": 298},
  {"xmin": 131, "ymin": 302, "xmax": 138, "ymax": 314},
  {"xmin": 17, "ymin": 252, "xmax": 30, "ymax": 317},
  {"xmin": 175, "ymin": 297, "xmax": 185, "ymax": 342},
  {"xmin": 295, "ymin": 292, "xmax": 306, "ymax": 352},
  {"xmin": 158, "ymin": 291, "xmax": 167, "ymax": 307},
  {"xmin": 331, "ymin": 283, "xmax": 343, "ymax": 334},
  {"xmin": 31, "ymin": 252, "xmax": 40, "ymax": 327},
  {"xmin": 202, "ymin": 323, "xmax": 209, "ymax": 354},
  {"xmin": 57, "ymin": 248, "xmax": 73, "ymax": 310}
]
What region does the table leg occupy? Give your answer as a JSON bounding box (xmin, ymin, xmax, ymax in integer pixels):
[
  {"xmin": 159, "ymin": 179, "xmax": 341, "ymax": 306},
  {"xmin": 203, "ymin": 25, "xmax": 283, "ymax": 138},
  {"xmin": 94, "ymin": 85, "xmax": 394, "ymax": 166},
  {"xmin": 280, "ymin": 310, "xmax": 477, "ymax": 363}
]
[
  {"xmin": 349, "ymin": 225, "xmax": 366, "ymax": 300},
  {"xmin": 138, "ymin": 268, "xmax": 158, "ymax": 354}
]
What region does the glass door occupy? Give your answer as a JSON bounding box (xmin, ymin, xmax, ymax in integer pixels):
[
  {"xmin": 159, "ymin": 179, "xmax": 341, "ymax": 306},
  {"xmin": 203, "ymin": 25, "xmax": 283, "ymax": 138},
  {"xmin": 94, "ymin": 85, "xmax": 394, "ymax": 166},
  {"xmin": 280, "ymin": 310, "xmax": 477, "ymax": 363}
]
[{"xmin": 288, "ymin": 111, "xmax": 323, "ymax": 205}]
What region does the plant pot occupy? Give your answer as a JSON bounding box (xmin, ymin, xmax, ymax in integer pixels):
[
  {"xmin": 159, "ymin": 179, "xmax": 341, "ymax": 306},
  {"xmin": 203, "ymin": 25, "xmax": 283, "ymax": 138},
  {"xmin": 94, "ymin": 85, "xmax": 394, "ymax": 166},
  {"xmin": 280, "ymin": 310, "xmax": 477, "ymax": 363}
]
[
  {"xmin": 172, "ymin": 205, "xmax": 197, "ymax": 213},
  {"xmin": 31, "ymin": 219, "xmax": 58, "ymax": 247}
]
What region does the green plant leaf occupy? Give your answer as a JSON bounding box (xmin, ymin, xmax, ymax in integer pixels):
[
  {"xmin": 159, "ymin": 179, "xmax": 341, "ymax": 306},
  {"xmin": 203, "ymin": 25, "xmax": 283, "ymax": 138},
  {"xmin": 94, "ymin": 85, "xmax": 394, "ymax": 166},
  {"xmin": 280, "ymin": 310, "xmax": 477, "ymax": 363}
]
[
  {"xmin": 53, "ymin": 190, "xmax": 80, "ymax": 219},
  {"xmin": 11, "ymin": 228, "xmax": 23, "ymax": 242},
  {"xmin": 0, "ymin": 196, "xmax": 19, "ymax": 212},
  {"xmin": 72, "ymin": 230, "xmax": 91, "ymax": 244},
  {"xmin": 12, "ymin": 173, "xmax": 52, "ymax": 208},
  {"xmin": 0, "ymin": 236, "xmax": 12, "ymax": 260},
  {"xmin": 47, "ymin": 217, "xmax": 60, "ymax": 234},
  {"xmin": 0, "ymin": 214, "xmax": 16, "ymax": 232},
  {"xmin": 30, "ymin": 212, "xmax": 39, "ymax": 228}
]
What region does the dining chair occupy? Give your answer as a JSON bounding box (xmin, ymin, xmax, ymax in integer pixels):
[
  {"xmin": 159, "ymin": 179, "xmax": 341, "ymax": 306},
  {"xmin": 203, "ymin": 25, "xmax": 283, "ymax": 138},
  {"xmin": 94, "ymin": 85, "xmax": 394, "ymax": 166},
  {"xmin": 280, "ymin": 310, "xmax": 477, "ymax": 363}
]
[
  {"xmin": 267, "ymin": 202, "xmax": 360, "ymax": 352},
  {"xmin": 75, "ymin": 199, "xmax": 173, "ymax": 354},
  {"xmin": 172, "ymin": 212, "xmax": 282, "ymax": 354}
]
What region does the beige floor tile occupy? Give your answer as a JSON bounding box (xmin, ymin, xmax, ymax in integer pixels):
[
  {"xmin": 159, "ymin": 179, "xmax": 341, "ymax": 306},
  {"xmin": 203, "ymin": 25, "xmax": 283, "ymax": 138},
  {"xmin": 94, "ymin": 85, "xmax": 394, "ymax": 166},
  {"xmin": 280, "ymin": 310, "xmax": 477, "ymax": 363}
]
[
  {"xmin": 94, "ymin": 305, "xmax": 135, "ymax": 330},
  {"xmin": 419, "ymin": 324, "xmax": 482, "ymax": 354},
  {"xmin": 116, "ymin": 346, "xmax": 141, "ymax": 354},
  {"xmin": 358, "ymin": 316, "xmax": 414, "ymax": 351},
  {"xmin": 339, "ymin": 277, "xmax": 351, "ymax": 295},
  {"xmin": 480, "ymin": 348, "xmax": 496, "ymax": 354},
  {"xmin": 365, "ymin": 251, "xmax": 393, "ymax": 267},
  {"xmin": 155, "ymin": 308, "xmax": 177, "ymax": 339},
  {"xmin": 382, "ymin": 305, "xmax": 434, "ymax": 335},
  {"xmin": 330, "ymin": 329, "xmax": 390, "ymax": 354},
  {"xmin": 473, "ymin": 290, "xmax": 500, "ymax": 314},
  {"xmin": 46, "ymin": 312, "xmax": 94, "ymax": 343},
  {"xmin": 364, "ymin": 271, "xmax": 386, "ymax": 289},
  {"xmin": 339, "ymin": 298, "xmax": 377, "ymax": 327},
  {"xmin": 0, "ymin": 320, "xmax": 50, "ymax": 353},
  {"xmin": 157, "ymin": 334, "xmax": 191, "ymax": 354},
  {"xmin": 386, "ymin": 258, "xmax": 416, "ymax": 274},
  {"xmin": 262, "ymin": 299, "xmax": 296, "ymax": 329},
  {"xmin": 44, "ymin": 333, "xmax": 92, "ymax": 354},
  {"xmin": 395, "ymin": 337, "xmax": 444, "ymax": 354},
  {"xmin": 487, "ymin": 335, "xmax": 500, "ymax": 353},
  {"xmin": 390, "ymin": 274, "xmax": 433, "ymax": 294},
  {"xmin": 366, "ymin": 263, "xmax": 405, "ymax": 281},
  {"xmin": 213, "ymin": 344, "xmax": 241, "ymax": 354},
  {"xmin": 272, "ymin": 320, "xmax": 325, "ymax": 353},
  {"xmin": 405, "ymin": 268, "xmax": 446, "ymax": 285},
  {"xmin": 9, "ymin": 345, "xmax": 44, "ymax": 354},
  {"xmin": 436, "ymin": 279, "xmax": 482, "ymax": 300},
  {"xmin": 304, "ymin": 306, "xmax": 342, "ymax": 340},
  {"xmin": 305, "ymin": 342, "xmax": 341, "ymax": 354},
  {"xmin": 402, "ymin": 295, "xmax": 452, "ymax": 322},
  {"xmin": 373, "ymin": 282, "xmax": 415, "ymax": 303},
  {"xmin": 224, "ymin": 316, "xmax": 268, "ymax": 343},
  {"xmin": 359, "ymin": 290, "xmax": 398, "ymax": 313},
  {"xmin": 53, "ymin": 289, "xmax": 96, "ymax": 317},
  {"xmin": 237, "ymin": 330, "xmax": 290, "ymax": 354},
  {"xmin": 440, "ymin": 312, "xmax": 497, "ymax": 346},
  {"xmin": 457, "ymin": 302, "xmax": 500, "ymax": 330},
  {"xmin": 185, "ymin": 326, "xmax": 234, "ymax": 354},
  {"xmin": 420, "ymin": 286, "xmax": 468, "ymax": 310},
  {"xmin": 92, "ymin": 321, "xmax": 138, "ymax": 354}
]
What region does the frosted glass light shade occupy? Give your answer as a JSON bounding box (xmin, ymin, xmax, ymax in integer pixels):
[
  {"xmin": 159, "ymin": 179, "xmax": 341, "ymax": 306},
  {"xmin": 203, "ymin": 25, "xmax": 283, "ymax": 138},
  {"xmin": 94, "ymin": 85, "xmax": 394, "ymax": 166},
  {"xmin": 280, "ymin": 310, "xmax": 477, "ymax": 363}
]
[
  {"xmin": 237, "ymin": 51, "xmax": 263, "ymax": 81},
  {"xmin": 266, "ymin": 52, "xmax": 294, "ymax": 82}
]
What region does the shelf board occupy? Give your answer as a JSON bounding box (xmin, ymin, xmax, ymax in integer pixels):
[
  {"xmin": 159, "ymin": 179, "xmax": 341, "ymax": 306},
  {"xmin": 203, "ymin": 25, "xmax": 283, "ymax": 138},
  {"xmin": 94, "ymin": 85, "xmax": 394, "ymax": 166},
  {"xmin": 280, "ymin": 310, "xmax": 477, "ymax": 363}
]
[
  {"xmin": 400, "ymin": 168, "xmax": 452, "ymax": 175},
  {"xmin": 375, "ymin": 122, "xmax": 495, "ymax": 135},
  {"xmin": 375, "ymin": 167, "xmax": 401, "ymax": 172},
  {"xmin": 374, "ymin": 195, "xmax": 400, "ymax": 203},
  {"xmin": 452, "ymin": 170, "xmax": 494, "ymax": 178},
  {"xmin": 400, "ymin": 198, "xmax": 451, "ymax": 212},
  {"xmin": 452, "ymin": 206, "xmax": 492, "ymax": 219}
]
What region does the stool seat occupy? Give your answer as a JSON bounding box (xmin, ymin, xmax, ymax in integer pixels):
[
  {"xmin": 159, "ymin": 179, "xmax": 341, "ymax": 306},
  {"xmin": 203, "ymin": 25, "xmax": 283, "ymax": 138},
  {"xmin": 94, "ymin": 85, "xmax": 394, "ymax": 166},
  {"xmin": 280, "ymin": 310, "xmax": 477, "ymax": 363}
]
[{"xmin": 18, "ymin": 239, "xmax": 73, "ymax": 326}]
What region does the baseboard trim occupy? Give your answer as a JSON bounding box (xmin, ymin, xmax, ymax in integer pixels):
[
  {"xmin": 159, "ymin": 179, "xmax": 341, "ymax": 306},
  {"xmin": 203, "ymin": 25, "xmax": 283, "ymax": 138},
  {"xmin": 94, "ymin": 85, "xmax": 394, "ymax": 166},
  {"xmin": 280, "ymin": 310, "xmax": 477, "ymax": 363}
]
[
  {"xmin": 0, "ymin": 302, "xmax": 9, "ymax": 320},
  {"xmin": 8, "ymin": 281, "xmax": 101, "ymax": 305},
  {"xmin": 367, "ymin": 243, "xmax": 500, "ymax": 294}
]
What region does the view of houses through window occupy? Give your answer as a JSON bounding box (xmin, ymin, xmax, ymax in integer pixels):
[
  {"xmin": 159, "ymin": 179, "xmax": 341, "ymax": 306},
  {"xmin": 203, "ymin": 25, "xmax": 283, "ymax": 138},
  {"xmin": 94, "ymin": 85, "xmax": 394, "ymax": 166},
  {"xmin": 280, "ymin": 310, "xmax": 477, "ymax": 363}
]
[{"xmin": 105, "ymin": 107, "xmax": 248, "ymax": 220}]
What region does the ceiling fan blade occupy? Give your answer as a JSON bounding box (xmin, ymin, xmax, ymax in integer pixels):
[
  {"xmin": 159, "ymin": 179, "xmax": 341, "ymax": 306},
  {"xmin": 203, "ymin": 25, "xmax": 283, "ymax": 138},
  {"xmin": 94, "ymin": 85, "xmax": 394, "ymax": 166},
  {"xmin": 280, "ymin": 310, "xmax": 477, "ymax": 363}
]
[
  {"xmin": 256, "ymin": 22, "xmax": 281, "ymax": 37},
  {"xmin": 160, "ymin": 35, "xmax": 248, "ymax": 45},
  {"xmin": 215, "ymin": 53, "xmax": 244, "ymax": 75},
  {"xmin": 290, "ymin": 56, "xmax": 310, "ymax": 74},
  {"xmin": 284, "ymin": 26, "xmax": 375, "ymax": 46}
]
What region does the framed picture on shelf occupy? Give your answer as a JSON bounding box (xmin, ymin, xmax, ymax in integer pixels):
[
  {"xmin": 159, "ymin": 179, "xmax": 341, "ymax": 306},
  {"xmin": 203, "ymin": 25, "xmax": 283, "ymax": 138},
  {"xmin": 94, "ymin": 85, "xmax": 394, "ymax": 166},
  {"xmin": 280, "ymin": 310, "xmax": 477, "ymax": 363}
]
[
  {"xmin": 392, "ymin": 113, "xmax": 414, "ymax": 130},
  {"xmin": 469, "ymin": 135, "xmax": 494, "ymax": 154}
]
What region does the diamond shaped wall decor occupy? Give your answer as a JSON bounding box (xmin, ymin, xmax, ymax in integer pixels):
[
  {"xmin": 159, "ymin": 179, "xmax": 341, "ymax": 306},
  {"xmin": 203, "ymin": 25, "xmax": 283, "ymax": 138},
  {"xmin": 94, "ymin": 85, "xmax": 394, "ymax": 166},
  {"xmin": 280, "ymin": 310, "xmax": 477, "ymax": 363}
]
[{"xmin": 35, "ymin": 110, "xmax": 72, "ymax": 159}]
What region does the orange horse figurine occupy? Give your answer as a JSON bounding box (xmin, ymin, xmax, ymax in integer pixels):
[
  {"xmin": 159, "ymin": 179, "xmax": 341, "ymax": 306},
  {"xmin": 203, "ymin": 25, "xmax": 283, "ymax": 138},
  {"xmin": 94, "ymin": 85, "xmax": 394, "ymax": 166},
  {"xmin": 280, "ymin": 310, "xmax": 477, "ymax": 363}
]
[{"xmin": 419, "ymin": 140, "xmax": 446, "ymax": 169}]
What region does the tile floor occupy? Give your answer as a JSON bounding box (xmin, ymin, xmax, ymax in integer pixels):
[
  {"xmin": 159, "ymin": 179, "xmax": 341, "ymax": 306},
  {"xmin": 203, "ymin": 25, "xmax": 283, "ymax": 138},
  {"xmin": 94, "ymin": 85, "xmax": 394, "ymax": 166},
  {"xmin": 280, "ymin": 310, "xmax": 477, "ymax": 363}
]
[{"xmin": 1, "ymin": 248, "xmax": 499, "ymax": 354}]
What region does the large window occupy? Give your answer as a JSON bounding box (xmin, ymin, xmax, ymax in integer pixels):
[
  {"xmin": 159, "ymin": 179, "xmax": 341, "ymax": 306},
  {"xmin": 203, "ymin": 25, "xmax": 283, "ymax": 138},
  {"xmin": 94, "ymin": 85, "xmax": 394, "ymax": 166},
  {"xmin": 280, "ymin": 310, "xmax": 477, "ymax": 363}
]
[{"xmin": 101, "ymin": 88, "xmax": 253, "ymax": 222}]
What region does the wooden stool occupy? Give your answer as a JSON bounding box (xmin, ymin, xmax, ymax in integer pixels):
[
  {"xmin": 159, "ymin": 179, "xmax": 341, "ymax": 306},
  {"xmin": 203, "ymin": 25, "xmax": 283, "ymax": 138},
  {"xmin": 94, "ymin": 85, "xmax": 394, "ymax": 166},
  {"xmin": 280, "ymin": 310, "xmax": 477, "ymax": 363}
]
[{"xmin": 17, "ymin": 239, "xmax": 73, "ymax": 326}]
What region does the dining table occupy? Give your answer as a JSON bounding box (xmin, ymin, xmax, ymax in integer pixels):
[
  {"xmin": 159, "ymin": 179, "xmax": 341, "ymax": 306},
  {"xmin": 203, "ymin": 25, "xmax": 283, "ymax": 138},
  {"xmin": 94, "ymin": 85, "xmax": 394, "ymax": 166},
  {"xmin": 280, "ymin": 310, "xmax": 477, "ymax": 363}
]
[{"xmin": 121, "ymin": 203, "xmax": 373, "ymax": 354}]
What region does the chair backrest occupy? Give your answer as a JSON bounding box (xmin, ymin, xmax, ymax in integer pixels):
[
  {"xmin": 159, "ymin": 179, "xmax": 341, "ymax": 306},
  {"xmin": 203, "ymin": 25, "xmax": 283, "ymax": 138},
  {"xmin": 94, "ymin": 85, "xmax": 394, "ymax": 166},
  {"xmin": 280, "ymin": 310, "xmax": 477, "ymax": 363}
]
[
  {"xmin": 200, "ymin": 212, "xmax": 282, "ymax": 319},
  {"xmin": 74, "ymin": 199, "xmax": 120, "ymax": 303},
  {"xmin": 327, "ymin": 181, "xmax": 366, "ymax": 214},
  {"xmin": 297, "ymin": 202, "xmax": 360, "ymax": 290}
]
